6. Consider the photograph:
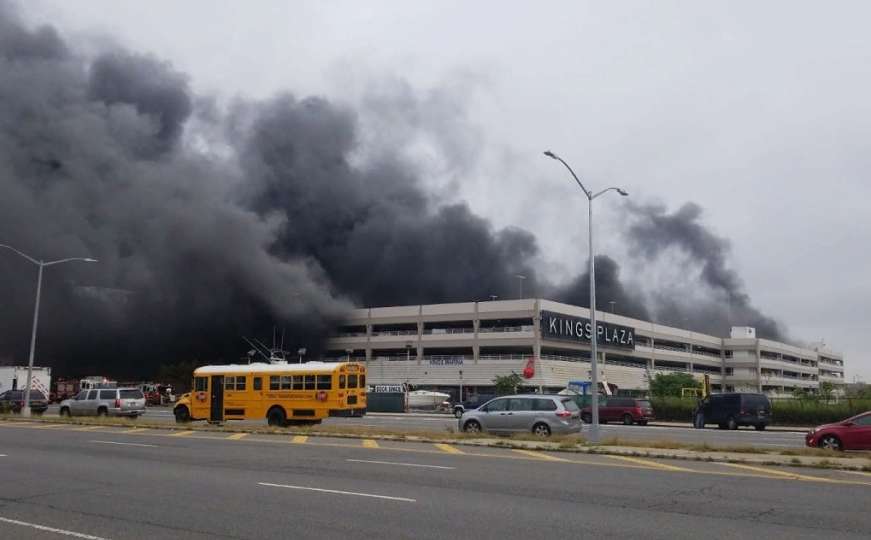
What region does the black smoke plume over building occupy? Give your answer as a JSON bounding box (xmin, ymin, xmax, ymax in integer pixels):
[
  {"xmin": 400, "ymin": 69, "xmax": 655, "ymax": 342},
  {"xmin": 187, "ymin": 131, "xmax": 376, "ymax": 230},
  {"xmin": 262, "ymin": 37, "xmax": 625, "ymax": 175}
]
[
  {"xmin": 623, "ymin": 201, "xmax": 784, "ymax": 339},
  {"xmin": 0, "ymin": 4, "xmax": 785, "ymax": 377}
]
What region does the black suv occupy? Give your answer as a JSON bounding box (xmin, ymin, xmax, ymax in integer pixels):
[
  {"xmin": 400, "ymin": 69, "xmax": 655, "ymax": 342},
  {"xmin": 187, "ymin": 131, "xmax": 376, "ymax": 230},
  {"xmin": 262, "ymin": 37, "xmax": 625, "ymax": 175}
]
[
  {"xmin": 693, "ymin": 393, "xmax": 771, "ymax": 430},
  {"xmin": 453, "ymin": 394, "xmax": 496, "ymax": 418},
  {"xmin": 0, "ymin": 389, "xmax": 49, "ymax": 415}
]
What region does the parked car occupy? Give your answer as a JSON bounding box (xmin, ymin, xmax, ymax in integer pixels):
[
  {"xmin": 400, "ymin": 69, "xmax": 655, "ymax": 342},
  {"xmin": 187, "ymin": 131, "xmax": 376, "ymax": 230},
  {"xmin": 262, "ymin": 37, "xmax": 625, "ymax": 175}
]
[
  {"xmin": 805, "ymin": 411, "xmax": 871, "ymax": 451},
  {"xmin": 452, "ymin": 393, "xmax": 496, "ymax": 418},
  {"xmin": 581, "ymin": 397, "xmax": 655, "ymax": 425},
  {"xmin": 459, "ymin": 394, "xmax": 582, "ymax": 437},
  {"xmin": 692, "ymin": 392, "xmax": 771, "ymax": 430},
  {"xmin": 0, "ymin": 389, "xmax": 49, "ymax": 415},
  {"xmin": 59, "ymin": 387, "xmax": 147, "ymax": 418}
]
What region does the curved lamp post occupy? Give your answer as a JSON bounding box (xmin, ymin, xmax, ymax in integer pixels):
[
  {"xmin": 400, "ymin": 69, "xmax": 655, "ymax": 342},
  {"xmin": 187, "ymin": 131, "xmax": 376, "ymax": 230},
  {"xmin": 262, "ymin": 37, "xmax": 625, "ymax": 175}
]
[
  {"xmin": 0, "ymin": 244, "xmax": 97, "ymax": 416},
  {"xmin": 542, "ymin": 152, "xmax": 628, "ymax": 442}
]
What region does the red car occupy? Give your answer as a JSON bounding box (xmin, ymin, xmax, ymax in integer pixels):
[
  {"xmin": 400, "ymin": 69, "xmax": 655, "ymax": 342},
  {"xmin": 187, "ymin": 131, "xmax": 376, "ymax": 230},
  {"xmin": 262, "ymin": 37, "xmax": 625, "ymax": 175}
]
[
  {"xmin": 581, "ymin": 397, "xmax": 655, "ymax": 425},
  {"xmin": 805, "ymin": 411, "xmax": 871, "ymax": 451}
]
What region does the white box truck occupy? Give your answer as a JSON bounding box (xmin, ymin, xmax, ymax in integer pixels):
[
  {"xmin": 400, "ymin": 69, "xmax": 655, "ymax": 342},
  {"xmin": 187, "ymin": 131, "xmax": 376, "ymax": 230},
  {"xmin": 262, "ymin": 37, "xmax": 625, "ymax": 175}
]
[{"xmin": 0, "ymin": 366, "xmax": 52, "ymax": 397}]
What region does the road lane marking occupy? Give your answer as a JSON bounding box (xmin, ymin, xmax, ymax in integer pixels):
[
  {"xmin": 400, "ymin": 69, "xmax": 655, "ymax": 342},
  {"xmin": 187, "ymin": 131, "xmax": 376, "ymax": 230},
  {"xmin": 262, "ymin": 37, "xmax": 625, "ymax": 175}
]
[
  {"xmin": 258, "ymin": 482, "xmax": 416, "ymax": 502},
  {"xmin": 31, "ymin": 423, "xmax": 65, "ymax": 429},
  {"xmin": 90, "ymin": 440, "xmax": 159, "ymax": 448},
  {"xmin": 291, "ymin": 435, "xmax": 308, "ymax": 444},
  {"xmin": 0, "ymin": 516, "xmax": 111, "ymax": 539},
  {"xmin": 512, "ymin": 449, "xmax": 571, "ymax": 462},
  {"xmin": 347, "ymin": 459, "xmax": 455, "ymax": 470},
  {"xmin": 122, "ymin": 428, "xmax": 148, "ymax": 434},
  {"xmin": 72, "ymin": 425, "xmax": 104, "ymax": 431},
  {"xmin": 719, "ymin": 463, "xmax": 846, "ymax": 483},
  {"xmin": 607, "ymin": 455, "xmax": 695, "ymax": 472},
  {"xmin": 168, "ymin": 430, "xmax": 195, "ymax": 437},
  {"xmin": 0, "ymin": 454, "xmax": 6, "ymax": 457},
  {"xmin": 226, "ymin": 433, "xmax": 248, "ymax": 440},
  {"xmin": 362, "ymin": 439, "xmax": 379, "ymax": 448},
  {"xmin": 434, "ymin": 443, "xmax": 464, "ymax": 454},
  {"xmin": 843, "ymin": 470, "xmax": 871, "ymax": 478}
]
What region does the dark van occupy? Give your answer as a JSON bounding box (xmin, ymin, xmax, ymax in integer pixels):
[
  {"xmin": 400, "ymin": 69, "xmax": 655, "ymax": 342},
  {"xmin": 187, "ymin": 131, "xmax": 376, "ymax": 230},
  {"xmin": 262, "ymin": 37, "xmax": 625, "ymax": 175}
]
[
  {"xmin": 692, "ymin": 393, "xmax": 771, "ymax": 430},
  {"xmin": 581, "ymin": 397, "xmax": 655, "ymax": 425}
]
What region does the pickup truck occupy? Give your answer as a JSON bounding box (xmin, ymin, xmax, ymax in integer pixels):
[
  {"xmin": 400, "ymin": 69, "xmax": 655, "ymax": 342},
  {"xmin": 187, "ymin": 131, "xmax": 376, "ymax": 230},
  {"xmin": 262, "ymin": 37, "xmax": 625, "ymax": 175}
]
[{"xmin": 452, "ymin": 394, "xmax": 496, "ymax": 418}]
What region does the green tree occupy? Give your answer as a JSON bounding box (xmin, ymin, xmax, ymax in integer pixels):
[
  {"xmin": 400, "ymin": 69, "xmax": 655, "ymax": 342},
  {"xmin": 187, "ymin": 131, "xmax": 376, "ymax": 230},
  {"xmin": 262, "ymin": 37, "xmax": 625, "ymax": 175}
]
[
  {"xmin": 820, "ymin": 381, "xmax": 835, "ymax": 401},
  {"xmin": 649, "ymin": 372, "xmax": 700, "ymax": 397},
  {"xmin": 493, "ymin": 373, "xmax": 522, "ymax": 395},
  {"xmin": 157, "ymin": 359, "xmax": 199, "ymax": 393}
]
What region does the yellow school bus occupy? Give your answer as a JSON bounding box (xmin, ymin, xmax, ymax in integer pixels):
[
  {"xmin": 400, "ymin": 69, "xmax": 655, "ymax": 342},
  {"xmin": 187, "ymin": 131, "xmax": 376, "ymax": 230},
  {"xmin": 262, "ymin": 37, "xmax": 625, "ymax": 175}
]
[{"xmin": 173, "ymin": 362, "xmax": 367, "ymax": 426}]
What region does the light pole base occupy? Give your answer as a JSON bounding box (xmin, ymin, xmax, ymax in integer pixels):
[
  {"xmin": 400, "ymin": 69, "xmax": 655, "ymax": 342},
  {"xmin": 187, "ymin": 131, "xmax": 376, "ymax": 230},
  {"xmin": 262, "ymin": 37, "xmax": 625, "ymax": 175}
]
[
  {"xmin": 20, "ymin": 406, "xmax": 32, "ymax": 418},
  {"xmin": 588, "ymin": 424, "xmax": 600, "ymax": 444}
]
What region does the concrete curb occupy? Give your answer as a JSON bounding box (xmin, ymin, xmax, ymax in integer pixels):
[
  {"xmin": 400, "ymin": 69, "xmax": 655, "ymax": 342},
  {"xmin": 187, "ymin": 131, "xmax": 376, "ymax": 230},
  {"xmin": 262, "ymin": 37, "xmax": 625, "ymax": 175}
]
[{"xmin": 3, "ymin": 415, "xmax": 867, "ymax": 472}]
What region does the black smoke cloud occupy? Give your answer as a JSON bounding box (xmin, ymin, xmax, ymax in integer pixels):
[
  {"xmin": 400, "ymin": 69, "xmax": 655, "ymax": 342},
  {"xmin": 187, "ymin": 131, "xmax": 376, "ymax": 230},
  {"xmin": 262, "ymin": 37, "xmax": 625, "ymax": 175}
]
[
  {"xmin": 624, "ymin": 202, "xmax": 784, "ymax": 340},
  {"xmin": 0, "ymin": 5, "xmax": 785, "ymax": 377},
  {"xmin": 0, "ymin": 5, "xmax": 541, "ymax": 376}
]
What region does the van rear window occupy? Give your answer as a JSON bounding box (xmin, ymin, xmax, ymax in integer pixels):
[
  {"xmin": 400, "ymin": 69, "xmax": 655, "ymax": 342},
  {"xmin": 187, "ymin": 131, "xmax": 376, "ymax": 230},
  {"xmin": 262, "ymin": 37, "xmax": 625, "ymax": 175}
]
[{"xmin": 561, "ymin": 399, "xmax": 580, "ymax": 411}]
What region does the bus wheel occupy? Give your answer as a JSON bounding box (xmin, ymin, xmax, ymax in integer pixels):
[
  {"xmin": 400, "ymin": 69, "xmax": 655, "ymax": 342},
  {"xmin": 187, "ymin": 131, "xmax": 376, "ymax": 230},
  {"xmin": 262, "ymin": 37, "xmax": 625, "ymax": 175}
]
[
  {"xmin": 174, "ymin": 406, "xmax": 191, "ymax": 424},
  {"xmin": 267, "ymin": 407, "xmax": 287, "ymax": 427}
]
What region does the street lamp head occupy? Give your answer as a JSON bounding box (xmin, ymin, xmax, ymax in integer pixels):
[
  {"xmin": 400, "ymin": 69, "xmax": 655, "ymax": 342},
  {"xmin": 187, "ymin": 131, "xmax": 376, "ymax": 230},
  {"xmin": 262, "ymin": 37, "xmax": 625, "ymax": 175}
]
[
  {"xmin": 543, "ymin": 150, "xmax": 557, "ymax": 159},
  {"xmin": 616, "ymin": 189, "xmax": 629, "ymax": 196}
]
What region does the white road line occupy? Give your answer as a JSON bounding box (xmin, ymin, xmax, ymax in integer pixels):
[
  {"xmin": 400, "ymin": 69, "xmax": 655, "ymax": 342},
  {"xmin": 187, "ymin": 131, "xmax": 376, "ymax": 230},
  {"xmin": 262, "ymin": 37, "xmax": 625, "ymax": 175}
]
[
  {"xmin": 0, "ymin": 516, "xmax": 110, "ymax": 539},
  {"xmin": 346, "ymin": 459, "xmax": 456, "ymax": 470},
  {"xmin": 0, "ymin": 454, "xmax": 6, "ymax": 457},
  {"xmin": 258, "ymin": 482, "xmax": 416, "ymax": 502},
  {"xmin": 89, "ymin": 440, "xmax": 158, "ymax": 448}
]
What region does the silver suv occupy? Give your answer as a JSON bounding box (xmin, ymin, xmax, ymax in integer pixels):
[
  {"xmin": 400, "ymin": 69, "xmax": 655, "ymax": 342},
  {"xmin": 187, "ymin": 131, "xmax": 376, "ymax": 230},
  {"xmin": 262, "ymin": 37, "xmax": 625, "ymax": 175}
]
[
  {"xmin": 459, "ymin": 394, "xmax": 582, "ymax": 437},
  {"xmin": 59, "ymin": 388, "xmax": 147, "ymax": 418}
]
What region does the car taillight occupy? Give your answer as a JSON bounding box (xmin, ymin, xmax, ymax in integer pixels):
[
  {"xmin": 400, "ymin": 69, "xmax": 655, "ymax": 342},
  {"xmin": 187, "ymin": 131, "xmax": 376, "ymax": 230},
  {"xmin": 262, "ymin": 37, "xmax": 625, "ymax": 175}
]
[
  {"xmin": 115, "ymin": 399, "xmax": 121, "ymax": 408},
  {"xmin": 555, "ymin": 410, "xmax": 572, "ymax": 418}
]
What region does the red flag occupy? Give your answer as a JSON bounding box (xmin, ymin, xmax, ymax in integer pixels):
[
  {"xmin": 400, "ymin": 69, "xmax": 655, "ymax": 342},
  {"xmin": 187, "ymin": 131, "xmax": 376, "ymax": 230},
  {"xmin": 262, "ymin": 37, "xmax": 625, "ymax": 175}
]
[{"xmin": 522, "ymin": 357, "xmax": 535, "ymax": 379}]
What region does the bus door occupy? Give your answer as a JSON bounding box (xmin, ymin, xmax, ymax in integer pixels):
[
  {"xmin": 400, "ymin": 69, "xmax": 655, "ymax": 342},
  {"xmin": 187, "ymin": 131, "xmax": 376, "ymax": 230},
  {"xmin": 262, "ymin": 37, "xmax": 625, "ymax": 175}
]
[{"xmin": 210, "ymin": 375, "xmax": 224, "ymax": 422}]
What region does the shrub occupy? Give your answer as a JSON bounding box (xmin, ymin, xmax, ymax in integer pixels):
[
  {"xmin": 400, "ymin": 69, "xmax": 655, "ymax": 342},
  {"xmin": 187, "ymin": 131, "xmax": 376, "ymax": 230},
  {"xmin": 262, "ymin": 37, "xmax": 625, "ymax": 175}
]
[{"xmin": 649, "ymin": 396, "xmax": 871, "ymax": 426}]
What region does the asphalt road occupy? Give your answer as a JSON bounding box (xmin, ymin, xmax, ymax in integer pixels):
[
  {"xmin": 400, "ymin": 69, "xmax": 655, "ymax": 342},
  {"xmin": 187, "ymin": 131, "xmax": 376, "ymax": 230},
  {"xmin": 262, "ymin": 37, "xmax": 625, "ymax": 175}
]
[
  {"xmin": 0, "ymin": 421, "xmax": 869, "ymax": 539},
  {"xmin": 44, "ymin": 405, "xmax": 810, "ymax": 448}
]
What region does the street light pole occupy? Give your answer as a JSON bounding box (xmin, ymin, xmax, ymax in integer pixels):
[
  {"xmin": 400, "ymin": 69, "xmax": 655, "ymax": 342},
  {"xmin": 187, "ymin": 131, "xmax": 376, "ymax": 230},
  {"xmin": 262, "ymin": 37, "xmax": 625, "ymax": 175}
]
[
  {"xmin": 542, "ymin": 152, "xmax": 628, "ymax": 443},
  {"xmin": 515, "ymin": 274, "xmax": 526, "ymax": 299},
  {"xmin": 0, "ymin": 244, "xmax": 97, "ymax": 417}
]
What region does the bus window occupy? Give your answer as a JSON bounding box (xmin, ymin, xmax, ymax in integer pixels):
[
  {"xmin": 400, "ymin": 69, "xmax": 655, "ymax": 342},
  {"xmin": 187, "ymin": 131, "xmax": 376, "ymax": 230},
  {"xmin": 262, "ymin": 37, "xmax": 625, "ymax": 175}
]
[
  {"xmin": 304, "ymin": 375, "xmax": 315, "ymax": 390},
  {"xmin": 194, "ymin": 377, "xmax": 207, "ymax": 392},
  {"xmin": 281, "ymin": 376, "xmax": 292, "ymax": 390},
  {"xmin": 292, "ymin": 376, "xmax": 304, "ymax": 390},
  {"xmin": 348, "ymin": 374, "xmax": 358, "ymax": 388},
  {"xmin": 269, "ymin": 376, "xmax": 280, "ymax": 390},
  {"xmin": 339, "ymin": 375, "xmax": 346, "ymax": 389},
  {"xmin": 316, "ymin": 375, "xmax": 332, "ymax": 390},
  {"xmin": 235, "ymin": 377, "xmax": 246, "ymax": 391},
  {"xmin": 253, "ymin": 377, "xmax": 262, "ymax": 391}
]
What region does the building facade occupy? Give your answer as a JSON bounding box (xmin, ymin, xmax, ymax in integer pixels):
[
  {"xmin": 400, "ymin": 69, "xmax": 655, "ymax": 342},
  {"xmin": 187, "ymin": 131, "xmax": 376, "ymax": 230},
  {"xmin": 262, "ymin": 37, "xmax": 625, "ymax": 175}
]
[{"xmin": 325, "ymin": 299, "xmax": 845, "ymax": 399}]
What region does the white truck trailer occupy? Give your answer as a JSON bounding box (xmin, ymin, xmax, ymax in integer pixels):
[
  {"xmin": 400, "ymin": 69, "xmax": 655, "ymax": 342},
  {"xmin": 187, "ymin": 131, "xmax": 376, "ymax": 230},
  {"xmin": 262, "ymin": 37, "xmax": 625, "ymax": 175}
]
[{"xmin": 0, "ymin": 366, "xmax": 52, "ymax": 396}]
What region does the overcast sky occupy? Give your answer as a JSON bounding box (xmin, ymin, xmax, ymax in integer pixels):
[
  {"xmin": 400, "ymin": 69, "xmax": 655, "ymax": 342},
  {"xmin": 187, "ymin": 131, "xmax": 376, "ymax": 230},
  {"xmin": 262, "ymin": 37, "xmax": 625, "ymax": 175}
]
[{"xmin": 21, "ymin": 1, "xmax": 871, "ymax": 380}]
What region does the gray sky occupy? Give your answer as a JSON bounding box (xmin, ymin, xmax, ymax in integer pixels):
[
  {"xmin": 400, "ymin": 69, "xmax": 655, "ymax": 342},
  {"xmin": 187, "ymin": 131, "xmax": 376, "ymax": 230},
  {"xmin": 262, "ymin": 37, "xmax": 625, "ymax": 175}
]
[{"xmin": 23, "ymin": 0, "xmax": 871, "ymax": 380}]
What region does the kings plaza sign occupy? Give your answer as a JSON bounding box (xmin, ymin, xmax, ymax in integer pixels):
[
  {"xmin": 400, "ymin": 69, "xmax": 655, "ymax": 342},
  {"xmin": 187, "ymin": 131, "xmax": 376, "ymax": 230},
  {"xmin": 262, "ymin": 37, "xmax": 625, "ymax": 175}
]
[{"xmin": 541, "ymin": 310, "xmax": 635, "ymax": 349}]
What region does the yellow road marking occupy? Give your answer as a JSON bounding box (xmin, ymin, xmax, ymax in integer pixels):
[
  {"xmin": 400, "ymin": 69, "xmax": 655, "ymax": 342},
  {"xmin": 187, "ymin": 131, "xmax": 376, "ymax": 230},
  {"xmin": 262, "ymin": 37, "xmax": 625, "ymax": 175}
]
[
  {"xmin": 362, "ymin": 439, "xmax": 379, "ymax": 448},
  {"xmin": 72, "ymin": 425, "xmax": 104, "ymax": 431},
  {"xmin": 226, "ymin": 433, "xmax": 248, "ymax": 440},
  {"xmin": 512, "ymin": 449, "xmax": 571, "ymax": 462},
  {"xmin": 168, "ymin": 430, "xmax": 195, "ymax": 437},
  {"xmin": 607, "ymin": 455, "xmax": 695, "ymax": 472},
  {"xmin": 843, "ymin": 470, "xmax": 871, "ymax": 478},
  {"xmin": 720, "ymin": 462, "xmax": 845, "ymax": 483},
  {"xmin": 31, "ymin": 424, "xmax": 65, "ymax": 429},
  {"xmin": 434, "ymin": 443, "xmax": 464, "ymax": 454},
  {"xmin": 291, "ymin": 435, "xmax": 308, "ymax": 444},
  {"xmin": 122, "ymin": 428, "xmax": 149, "ymax": 434}
]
